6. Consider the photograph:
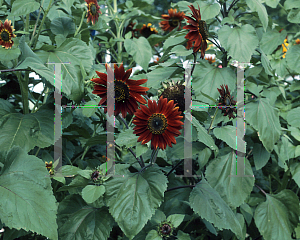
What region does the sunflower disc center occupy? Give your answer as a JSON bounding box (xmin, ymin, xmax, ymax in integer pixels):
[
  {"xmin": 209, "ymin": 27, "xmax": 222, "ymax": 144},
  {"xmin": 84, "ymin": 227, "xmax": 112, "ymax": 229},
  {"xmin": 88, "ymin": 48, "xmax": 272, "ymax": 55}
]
[
  {"xmin": 114, "ymin": 80, "xmax": 130, "ymax": 102},
  {"xmin": 224, "ymin": 94, "xmax": 232, "ymax": 106},
  {"xmin": 90, "ymin": 3, "xmax": 97, "ymax": 15},
  {"xmin": 147, "ymin": 113, "xmax": 168, "ymax": 134},
  {"xmin": 0, "ymin": 30, "xmax": 10, "ymax": 42},
  {"xmin": 198, "ymin": 20, "xmax": 208, "ymax": 40},
  {"xmin": 169, "ymin": 18, "xmax": 179, "ymax": 27}
]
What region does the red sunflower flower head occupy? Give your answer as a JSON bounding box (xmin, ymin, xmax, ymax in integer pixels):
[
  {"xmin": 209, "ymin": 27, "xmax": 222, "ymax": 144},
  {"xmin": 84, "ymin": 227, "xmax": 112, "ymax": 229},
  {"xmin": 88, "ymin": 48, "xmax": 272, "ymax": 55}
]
[
  {"xmin": 125, "ymin": 22, "xmax": 138, "ymax": 38},
  {"xmin": 217, "ymin": 84, "xmax": 237, "ymax": 119},
  {"xmin": 132, "ymin": 96, "xmax": 184, "ymax": 151},
  {"xmin": 0, "ymin": 19, "xmax": 16, "ymax": 49},
  {"xmin": 183, "ymin": 4, "xmax": 209, "ymax": 59},
  {"xmin": 85, "ymin": 0, "xmax": 101, "ymax": 25},
  {"xmin": 90, "ymin": 63, "xmax": 149, "ymax": 118},
  {"xmin": 159, "ymin": 8, "xmax": 185, "ymax": 32},
  {"xmin": 140, "ymin": 23, "xmax": 158, "ymax": 38}
]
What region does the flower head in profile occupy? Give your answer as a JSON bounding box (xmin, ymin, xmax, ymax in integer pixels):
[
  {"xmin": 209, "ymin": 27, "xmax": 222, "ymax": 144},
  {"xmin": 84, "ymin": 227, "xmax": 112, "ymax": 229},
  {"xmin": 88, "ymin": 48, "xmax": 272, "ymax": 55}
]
[
  {"xmin": 91, "ymin": 63, "xmax": 149, "ymax": 118},
  {"xmin": 85, "ymin": 0, "xmax": 101, "ymax": 25},
  {"xmin": 158, "ymin": 80, "xmax": 185, "ymax": 115},
  {"xmin": 0, "ymin": 19, "xmax": 16, "ymax": 49},
  {"xmin": 159, "ymin": 8, "xmax": 185, "ymax": 32},
  {"xmin": 217, "ymin": 84, "xmax": 237, "ymax": 119},
  {"xmin": 183, "ymin": 4, "xmax": 208, "ymax": 59},
  {"xmin": 45, "ymin": 161, "xmax": 54, "ymax": 175},
  {"xmin": 282, "ymin": 38, "xmax": 289, "ymax": 58},
  {"xmin": 205, "ymin": 55, "xmax": 216, "ymax": 64},
  {"xmin": 295, "ymin": 38, "xmax": 300, "ymax": 44},
  {"xmin": 140, "ymin": 23, "xmax": 158, "ymax": 38},
  {"xmin": 132, "ymin": 96, "xmax": 184, "ymax": 150}
]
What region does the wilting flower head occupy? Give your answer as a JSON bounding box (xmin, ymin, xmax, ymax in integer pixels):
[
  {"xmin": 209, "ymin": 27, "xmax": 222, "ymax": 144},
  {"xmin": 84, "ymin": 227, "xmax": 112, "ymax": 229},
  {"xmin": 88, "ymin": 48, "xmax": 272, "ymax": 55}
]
[
  {"xmin": 0, "ymin": 19, "xmax": 16, "ymax": 49},
  {"xmin": 217, "ymin": 84, "xmax": 237, "ymax": 119},
  {"xmin": 282, "ymin": 38, "xmax": 289, "ymax": 58},
  {"xmin": 91, "ymin": 63, "xmax": 149, "ymax": 118},
  {"xmin": 140, "ymin": 23, "xmax": 158, "ymax": 38},
  {"xmin": 158, "ymin": 80, "xmax": 185, "ymax": 115},
  {"xmin": 132, "ymin": 96, "xmax": 184, "ymax": 150},
  {"xmin": 159, "ymin": 8, "xmax": 185, "ymax": 32},
  {"xmin": 183, "ymin": 4, "xmax": 208, "ymax": 59},
  {"xmin": 85, "ymin": 0, "xmax": 101, "ymax": 25}
]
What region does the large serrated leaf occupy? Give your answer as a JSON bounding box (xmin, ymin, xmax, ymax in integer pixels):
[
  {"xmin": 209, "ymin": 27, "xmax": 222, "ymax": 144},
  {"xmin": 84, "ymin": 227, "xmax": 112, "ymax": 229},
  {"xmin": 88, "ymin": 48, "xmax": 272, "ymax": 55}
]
[
  {"xmin": 57, "ymin": 194, "xmax": 114, "ymax": 240},
  {"xmin": 218, "ymin": 24, "xmax": 259, "ymax": 62},
  {"xmin": 189, "ymin": 178, "xmax": 243, "ymax": 238},
  {"xmin": 104, "ymin": 166, "xmax": 168, "ymax": 239},
  {"xmin": 254, "ymin": 190, "xmax": 300, "ymax": 240},
  {"xmin": 0, "ymin": 147, "xmax": 58, "ymax": 240},
  {"xmin": 245, "ymin": 0, "xmax": 268, "ymax": 31},
  {"xmin": 10, "ymin": 0, "xmax": 39, "ymax": 16},
  {"xmin": 205, "ymin": 151, "xmax": 255, "ymax": 208},
  {"xmin": 245, "ymin": 98, "xmax": 281, "ymax": 152}
]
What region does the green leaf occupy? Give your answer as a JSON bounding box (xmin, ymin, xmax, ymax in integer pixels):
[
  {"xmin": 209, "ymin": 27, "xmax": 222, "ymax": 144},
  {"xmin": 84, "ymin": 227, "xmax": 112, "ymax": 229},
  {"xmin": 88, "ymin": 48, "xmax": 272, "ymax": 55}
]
[
  {"xmin": 260, "ymin": 29, "xmax": 286, "ymax": 55},
  {"xmin": 58, "ymin": 194, "xmax": 114, "ymax": 240},
  {"xmin": 286, "ymin": 44, "xmax": 300, "ymax": 73},
  {"xmin": 136, "ymin": 141, "xmax": 148, "ymax": 157},
  {"xmin": 190, "ymin": 117, "xmax": 218, "ymax": 151},
  {"xmin": 218, "ymin": 24, "xmax": 259, "ymax": 62},
  {"xmin": 36, "ymin": 38, "xmax": 93, "ymax": 102},
  {"xmin": 146, "ymin": 67, "xmax": 177, "ymax": 89},
  {"xmin": 189, "ymin": 178, "xmax": 243, "ymax": 238},
  {"xmin": 104, "ymin": 166, "xmax": 168, "ymax": 239},
  {"xmin": 213, "ymin": 125, "xmax": 245, "ymax": 151},
  {"xmin": 287, "ymin": 107, "xmax": 300, "ymax": 127},
  {"xmin": 145, "ymin": 230, "xmax": 162, "ymax": 240},
  {"xmin": 205, "ymin": 151, "xmax": 255, "ymax": 208},
  {"xmin": 260, "ymin": 50, "xmax": 273, "ymax": 75},
  {"xmin": 176, "ymin": 230, "xmax": 191, "ymax": 240},
  {"xmin": 163, "ymin": 33, "xmax": 186, "ymax": 50},
  {"xmin": 166, "ymin": 214, "xmax": 185, "ymax": 228},
  {"xmin": 240, "ymin": 203, "xmax": 253, "ymax": 226},
  {"xmin": 192, "ymin": 60, "xmax": 236, "ymax": 105},
  {"xmin": 284, "ymin": 0, "xmax": 300, "ymax": 9},
  {"xmin": 290, "ymin": 162, "xmax": 300, "ymax": 188},
  {"xmin": 0, "ymin": 99, "xmax": 16, "ymax": 117},
  {"xmin": 0, "ymin": 147, "xmax": 58, "ymax": 240},
  {"xmin": 116, "ymin": 128, "xmax": 139, "ymax": 148},
  {"xmin": 253, "ymin": 143, "xmax": 270, "ymax": 170},
  {"xmin": 265, "ymin": 0, "xmax": 280, "ymax": 8},
  {"xmin": 82, "ymin": 185, "xmax": 105, "ymax": 204},
  {"xmin": 245, "ymin": 98, "xmax": 281, "ymax": 152},
  {"xmin": 50, "ymin": 17, "xmax": 75, "ymax": 37},
  {"xmin": 192, "ymin": 1, "xmax": 220, "ymax": 20},
  {"xmin": 245, "ymin": 0, "xmax": 268, "ymax": 31},
  {"xmin": 18, "ymin": 35, "xmax": 38, "ymax": 61},
  {"xmin": 287, "ymin": 8, "xmax": 300, "ymax": 23},
  {"xmin": 254, "ymin": 190, "xmax": 300, "ymax": 240},
  {"xmin": 0, "ymin": 47, "xmax": 20, "ymax": 61},
  {"xmin": 82, "ymin": 100, "xmax": 98, "ymax": 117},
  {"xmin": 124, "ymin": 37, "xmax": 152, "ymax": 71},
  {"xmin": 10, "ymin": 0, "xmax": 39, "ymax": 16},
  {"xmin": 270, "ymin": 58, "xmax": 288, "ymax": 77},
  {"xmin": 170, "ymin": 45, "xmax": 193, "ymax": 56},
  {"xmin": 289, "ymin": 126, "xmax": 300, "ymax": 141}
]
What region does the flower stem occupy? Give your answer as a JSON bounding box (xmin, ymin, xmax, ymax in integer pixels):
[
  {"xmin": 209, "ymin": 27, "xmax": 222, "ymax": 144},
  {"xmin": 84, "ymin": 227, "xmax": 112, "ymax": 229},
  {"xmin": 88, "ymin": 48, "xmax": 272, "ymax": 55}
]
[
  {"xmin": 208, "ymin": 108, "xmax": 218, "ymax": 134},
  {"xmin": 32, "ymin": 0, "xmax": 53, "ymax": 49},
  {"xmin": 166, "ymin": 159, "xmax": 184, "ymax": 177},
  {"xmin": 74, "ymin": 11, "xmax": 86, "ymax": 37},
  {"xmin": 255, "ymin": 184, "xmax": 267, "ymax": 196}
]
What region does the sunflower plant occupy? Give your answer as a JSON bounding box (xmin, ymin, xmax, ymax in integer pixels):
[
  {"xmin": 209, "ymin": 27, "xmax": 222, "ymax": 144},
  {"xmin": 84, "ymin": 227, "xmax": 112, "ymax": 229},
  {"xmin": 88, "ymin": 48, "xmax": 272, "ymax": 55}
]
[{"xmin": 0, "ymin": 0, "xmax": 300, "ymax": 239}]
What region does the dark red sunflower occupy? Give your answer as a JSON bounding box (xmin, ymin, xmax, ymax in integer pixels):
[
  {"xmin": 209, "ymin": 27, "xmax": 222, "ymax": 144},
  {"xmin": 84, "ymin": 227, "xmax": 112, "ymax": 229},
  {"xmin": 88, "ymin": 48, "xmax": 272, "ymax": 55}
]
[
  {"xmin": 132, "ymin": 96, "xmax": 184, "ymax": 151},
  {"xmin": 183, "ymin": 4, "xmax": 208, "ymax": 59},
  {"xmin": 217, "ymin": 84, "xmax": 237, "ymax": 119},
  {"xmin": 0, "ymin": 19, "xmax": 16, "ymax": 49},
  {"xmin": 91, "ymin": 63, "xmax": 149, "ymax": 118},
  {"xmin": 125, "ymin": 22, "xmax": 138, "ymax": 38},
  {"xmin": 85, "ymin": 0, "xmax": 101, "ymax": 25},
  {"xmin": 140, "ymin": 23, "xmax": 158, "ymax": 38},
  {"xmin": 159, "ymin": 8, "xmax": 185, "ymax": 32}
]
